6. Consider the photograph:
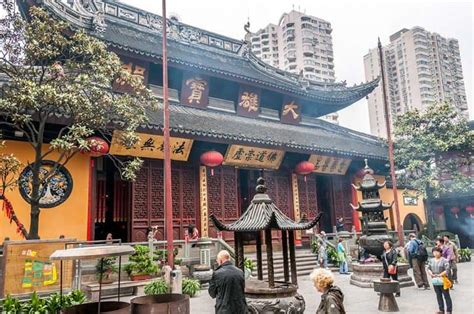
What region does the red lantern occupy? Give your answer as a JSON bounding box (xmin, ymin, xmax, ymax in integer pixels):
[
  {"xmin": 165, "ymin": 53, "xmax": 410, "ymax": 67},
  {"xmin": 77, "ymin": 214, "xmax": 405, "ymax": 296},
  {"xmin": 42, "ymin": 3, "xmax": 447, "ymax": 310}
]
[
  {"xmin": 434, "ymin": 206, "xmax": 444, "ymax": 217},
  {"xmin": 466, "ymin": 205, "xmax": 474, "ymax": 218},
  {"xmin": 450, "ymin": 206, "xmax": 460, "ymax": 219},
  {"xmin": 86, "ymin": 137, "xmax": 109, "ymax": 157},
  {"xmin": 200, "ymin": 151, "xmax": 224, "ymax": 176},
  {"xmin": 295, "ymin": 161, "xmax": 315, "ymax": 182}
]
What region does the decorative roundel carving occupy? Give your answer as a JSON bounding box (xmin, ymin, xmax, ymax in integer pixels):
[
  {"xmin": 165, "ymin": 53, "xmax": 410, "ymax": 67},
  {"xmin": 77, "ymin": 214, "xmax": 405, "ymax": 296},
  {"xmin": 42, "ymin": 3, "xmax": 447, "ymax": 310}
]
[{"xmin": 18, "ymin": 160, "xmax": 73, "ymax": 208}]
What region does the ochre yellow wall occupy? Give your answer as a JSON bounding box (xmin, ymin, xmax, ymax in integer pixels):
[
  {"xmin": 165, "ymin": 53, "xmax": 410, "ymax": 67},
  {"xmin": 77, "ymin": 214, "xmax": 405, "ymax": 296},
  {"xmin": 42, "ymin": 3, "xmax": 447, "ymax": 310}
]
[
  {"xmin": 0, "ymin": 140, "xmax": 90, "ymax": 241},
  {"xmin": 355, "ymin": 175, "xmax": 426, "ymax": 231}
]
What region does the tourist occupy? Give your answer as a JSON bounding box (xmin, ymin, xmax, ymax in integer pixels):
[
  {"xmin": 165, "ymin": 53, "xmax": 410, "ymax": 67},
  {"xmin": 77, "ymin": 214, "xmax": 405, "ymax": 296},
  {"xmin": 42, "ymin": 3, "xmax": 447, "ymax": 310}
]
[
  {"xmin": 337, "ymin": 238, "xmax": 349, "ymax": 274},
  {"xmin": 436, "ymin": 237, "xmax": 454, "ymax": 287},
  {"xmin": 381, "ymin": 241, "xmax": 400, "ymax": 297},
  {"xmin": 427, "ymin": 247, "xmax": 452, "ymax": 314},
  {"xmin": 443, "ymin": 235, "xmax": 458, "ymax": 284},
  {"xmin": 407, "ymin": 233, "xmax": 430, "ymax": 289},
  {"xmin": 310, "ymin": 268, "xmax": 346, "ymax": 314},
  {"xmin": 188, "ymin": 224, "xmax": 200, "ymax": 240},
  {"xmin": 336, "ymin": 217, "xmax": 345, "ymax": 232},
  {"xmin": 319, "ymin": 231, "xmax": 328, "ymax": 269},
  {"xmin": 208, "ymin": 250, "xmax": 248, "ymax": 314}
]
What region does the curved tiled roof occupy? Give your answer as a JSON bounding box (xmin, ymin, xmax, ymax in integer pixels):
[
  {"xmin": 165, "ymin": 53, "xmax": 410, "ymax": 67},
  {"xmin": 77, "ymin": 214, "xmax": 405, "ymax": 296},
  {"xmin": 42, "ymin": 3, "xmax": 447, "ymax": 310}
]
[
  {"xmin": 20, "ymin": 0, "xmax": 379, "ymax": 115},
  {"xmin": 144, "ymin": 103, "xmax": 388, "ymax": 160},
  {"xmin": 210, "ymin": 178, "xmax": 323, "ymax": 231}
]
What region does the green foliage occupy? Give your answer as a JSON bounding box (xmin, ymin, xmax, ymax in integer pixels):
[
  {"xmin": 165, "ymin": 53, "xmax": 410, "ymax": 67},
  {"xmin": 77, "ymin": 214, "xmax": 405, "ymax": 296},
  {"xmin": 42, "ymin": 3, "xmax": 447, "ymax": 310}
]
[
  {"xmin": 182, "ymin": 278, "xmax": 201, "ymax": 297},
  {"xmin": 1, "ymin": 294, "xmax": 22, "ymax": 313},
  {"xmin": 243, "ymin": 257, "xmax": 255, "ymax": 272},
  {"xmin": 125, "ymin": 245, "xmax": 158, "ymax": 276},
  {"xmin": 144, "ymin": 279, "xmax": 169, "ymax": 295},
  {"xmin": 0, "ymin": 3, "xmax": 154, "ymax": 238},
  {"xmin": 458, "ymin": 248, "xmax": 471, "ymax": 263},
  {"xmin": 95, "ymin": 257, "xmax": 118, "ymax": 281},
  {"xmin": 397, "ymin": 255, "xmax": 408, "ymax": 263},
  {"xmin": 394, "ymin": 102, "xmax": 473, "ymax": 198},
  {"xmin": 154, "ymin": 248, "xmax": 179, "ymax": 264},
  {"xmin": 310, "ymin": 239, "xmax": 320, "ymax": 255},
  {"xmin": 327, "ymin": 246, "xmax": 342, "ymax": 266},
  {"xmin": 0, "ymin": 290, "xmax": 86, "ymax": 313}
]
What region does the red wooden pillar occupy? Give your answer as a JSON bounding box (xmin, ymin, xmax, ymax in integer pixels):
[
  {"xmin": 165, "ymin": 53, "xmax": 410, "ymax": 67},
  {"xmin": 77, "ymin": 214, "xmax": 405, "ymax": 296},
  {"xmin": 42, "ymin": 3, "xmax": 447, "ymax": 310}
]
[{"xmin": 351, "ymin": 178, "xmax": 361, "ymax": 232}]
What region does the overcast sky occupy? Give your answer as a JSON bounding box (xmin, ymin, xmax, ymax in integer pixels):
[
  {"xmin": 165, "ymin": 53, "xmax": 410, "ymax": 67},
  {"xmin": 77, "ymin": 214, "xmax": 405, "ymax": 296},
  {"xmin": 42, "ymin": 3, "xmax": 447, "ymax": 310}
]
[{"xmin": 123, "ymin": 0, "xmax": 472, "ymax": 134}]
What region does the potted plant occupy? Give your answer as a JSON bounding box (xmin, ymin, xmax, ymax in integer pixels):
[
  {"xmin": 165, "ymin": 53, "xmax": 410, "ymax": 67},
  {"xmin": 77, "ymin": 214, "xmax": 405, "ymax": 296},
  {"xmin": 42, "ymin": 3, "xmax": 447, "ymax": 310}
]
[
  {"xmin": 243, "ymin": 257, "xmax": 255, "ymax": 279},
  {"xmin": 182, "ymin": 278, "xmax": 201, "ymax": 297},
  {"xmin": 125, "ymin": 245, "xmax": 159, "ymax": 281},
  {"xmin": 96, "ymin": 256, "xmax": 118, "ymax": 284}
]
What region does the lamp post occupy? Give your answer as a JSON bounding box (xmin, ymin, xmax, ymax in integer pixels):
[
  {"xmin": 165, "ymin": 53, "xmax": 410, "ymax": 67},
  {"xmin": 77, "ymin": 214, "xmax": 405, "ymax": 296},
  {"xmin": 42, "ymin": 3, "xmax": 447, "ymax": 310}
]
[
  {"xmin": 162, "ymin": 0, "xmax": 174, "ymax": 267},
  {"xmin": 377, "ymin": 38, "xmax": 404, "ymax": 246}
]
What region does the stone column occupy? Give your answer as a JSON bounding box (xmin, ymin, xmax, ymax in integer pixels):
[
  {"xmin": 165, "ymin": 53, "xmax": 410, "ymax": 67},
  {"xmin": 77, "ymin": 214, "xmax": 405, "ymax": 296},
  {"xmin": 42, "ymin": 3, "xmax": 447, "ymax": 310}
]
[
  {"xmin": 256, "ymin": 231, "xmax": 263, "ymax": 280},
  {"xmin": 265, "ymin": 228, "xmax": 275, "ymax": 288},
  {"xmin": 288, "ymin": 230, "xmax": 297, "ymax": 285},
  {"xmin": 282, "ymin": 230, "xmax": 290, "ymax": 283}
]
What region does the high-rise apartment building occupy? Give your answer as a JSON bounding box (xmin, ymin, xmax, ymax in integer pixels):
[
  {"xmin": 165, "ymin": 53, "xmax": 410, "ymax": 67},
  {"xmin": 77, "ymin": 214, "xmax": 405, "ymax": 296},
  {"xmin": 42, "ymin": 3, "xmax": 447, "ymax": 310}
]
[
  {"xmin": 364, "ymin": 27, "xmax": 468, "ymax": 138},
  {"xmin": 249, "ymin": 10, "xmax": 337, "ymax": 123},
  {"xmin": 250, "ymin": 10, "xmax": 335, "ymax": 83}
]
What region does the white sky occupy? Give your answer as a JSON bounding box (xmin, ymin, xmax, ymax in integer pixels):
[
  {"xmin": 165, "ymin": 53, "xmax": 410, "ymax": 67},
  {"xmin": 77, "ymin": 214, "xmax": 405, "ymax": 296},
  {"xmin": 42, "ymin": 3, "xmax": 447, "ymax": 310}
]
[{"xmin": 123, "ymin": 0, "xmax": 473, "ymax": 134}]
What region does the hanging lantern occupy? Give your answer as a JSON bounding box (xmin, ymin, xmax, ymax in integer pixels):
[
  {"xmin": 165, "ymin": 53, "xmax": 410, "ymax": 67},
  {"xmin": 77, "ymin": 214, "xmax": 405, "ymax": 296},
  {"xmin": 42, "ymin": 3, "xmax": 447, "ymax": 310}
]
[
  {"xmin": 200, "ymin": 151, "xmax": 224, "ymax": 176},
  {"xmin": 295, "ymin": 161, "xmax": 315, "ymax": 182},
  {"xmin": 450, "ymin": 206, "xmax": 460, "ymax": 219},
  {"xmin": 434, "ymin": 206, "xmax": 444, "ymax": 217},
  {"xmin": 466, "ymin": 205, "xmax": 474, "ymax": 218},
  {"xmin": 86, "ymin": 137, "xmax": 109, "ymax": 157}
]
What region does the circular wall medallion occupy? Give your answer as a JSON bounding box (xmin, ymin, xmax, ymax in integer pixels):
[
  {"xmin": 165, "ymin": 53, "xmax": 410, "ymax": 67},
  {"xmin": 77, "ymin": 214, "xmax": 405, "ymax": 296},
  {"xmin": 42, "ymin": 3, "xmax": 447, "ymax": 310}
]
[{"xmin": 18, "ymin": 160, "xmax": 73, "ymax": 208}]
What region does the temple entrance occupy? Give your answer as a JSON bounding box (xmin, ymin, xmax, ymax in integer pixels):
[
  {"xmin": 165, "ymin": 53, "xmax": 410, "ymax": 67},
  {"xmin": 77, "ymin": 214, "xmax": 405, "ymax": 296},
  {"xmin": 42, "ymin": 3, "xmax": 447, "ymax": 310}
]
[
  {"xmin": 403, "ymin": 213, "xmax": 422, "ymax": 232},
  {"xmin": 93, "ymin": 158, "xmax": 131, "ymax": 242}
]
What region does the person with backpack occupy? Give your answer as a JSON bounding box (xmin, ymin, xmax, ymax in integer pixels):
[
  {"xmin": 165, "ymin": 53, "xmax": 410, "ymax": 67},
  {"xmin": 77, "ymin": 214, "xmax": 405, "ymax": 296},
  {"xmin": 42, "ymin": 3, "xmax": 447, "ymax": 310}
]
[{"xmin": 407, "ymin": 233, "xmax": 430, "ymax": 289}]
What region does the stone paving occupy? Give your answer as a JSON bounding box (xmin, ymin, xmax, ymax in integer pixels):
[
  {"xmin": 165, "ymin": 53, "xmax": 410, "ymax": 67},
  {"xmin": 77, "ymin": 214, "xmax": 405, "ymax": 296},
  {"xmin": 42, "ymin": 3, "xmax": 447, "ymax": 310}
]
[{"xmin": 189, "ymin": 261, "xmax": 474, "ymax": 314}]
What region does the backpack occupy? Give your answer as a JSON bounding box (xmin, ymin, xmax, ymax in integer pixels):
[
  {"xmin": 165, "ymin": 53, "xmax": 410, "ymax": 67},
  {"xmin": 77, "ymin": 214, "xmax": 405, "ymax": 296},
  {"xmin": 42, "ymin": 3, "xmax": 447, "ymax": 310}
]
[{"xmin": 415, "ymin": 240, "xmax": 428, "ymax": 262}]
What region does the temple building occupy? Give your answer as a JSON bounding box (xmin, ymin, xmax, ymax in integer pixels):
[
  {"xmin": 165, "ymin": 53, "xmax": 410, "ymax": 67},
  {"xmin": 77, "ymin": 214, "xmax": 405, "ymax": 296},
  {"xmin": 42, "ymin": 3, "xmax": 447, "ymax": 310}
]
[{"xmin": 0, "ymin": 0, "xmax": 425, "ymax": 243}]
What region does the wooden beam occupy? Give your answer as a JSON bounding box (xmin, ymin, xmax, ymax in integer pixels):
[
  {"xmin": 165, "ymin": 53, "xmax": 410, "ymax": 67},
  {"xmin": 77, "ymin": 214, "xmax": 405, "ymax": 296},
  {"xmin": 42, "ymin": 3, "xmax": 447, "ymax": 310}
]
[
  {"xmin": 288, "ymin": 230, "xmax": 297, "ymax": 285},
  {"xmin": 282, "ymin": 230, "xmax": 290, "ymax": 283},
  {"xmin": 256, "ymin": 232, "xmax": 263, "ymax": 280},
  {"xmin": 265, "ymin": 229, "xmax": 275, "ymax": 288}
]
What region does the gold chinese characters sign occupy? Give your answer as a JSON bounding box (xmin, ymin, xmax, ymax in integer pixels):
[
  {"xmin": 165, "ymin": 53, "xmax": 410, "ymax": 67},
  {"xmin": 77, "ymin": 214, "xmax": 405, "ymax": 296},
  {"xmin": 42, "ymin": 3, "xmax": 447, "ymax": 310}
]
[
  {"xmin": 180, "ymin": 72, "xmax": 209, "ymax": 108},
  {"xmin": 223, "ymin": 145, "xmax": 285, "ymax": 170},
  {"xmin": 308, "ymin": 154, "xmax": 352, "ymax": 175},
  {"xmin": 281, "ymin": 97, "xmax": 302, "ymax": 124},
  {"xmin": 237, "ymin": 85, "xmax": 260, "ymax": 118},
  {"xmin": 112, "ymin": 56, "xmax": 149, "ymax": 94},
  {"xmin": 109, "ymin": 131, "xmax": 193, "ymax": 161}
]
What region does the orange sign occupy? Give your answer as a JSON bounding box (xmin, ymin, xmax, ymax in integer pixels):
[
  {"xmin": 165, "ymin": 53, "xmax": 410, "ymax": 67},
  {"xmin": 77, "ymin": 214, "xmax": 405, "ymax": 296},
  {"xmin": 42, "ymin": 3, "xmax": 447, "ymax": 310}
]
[
  {"xmin": 109, "ymin": 131, "xmax": 193, "ymax": 161},
  {"xmin": 308, "ymin": 154, "xmax": 352, "ymax": 175}
]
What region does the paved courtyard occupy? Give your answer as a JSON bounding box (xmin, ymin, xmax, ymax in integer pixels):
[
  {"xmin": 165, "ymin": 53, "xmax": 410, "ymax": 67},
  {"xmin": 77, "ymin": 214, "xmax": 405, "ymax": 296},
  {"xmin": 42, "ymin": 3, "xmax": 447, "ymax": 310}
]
[{"xmin": 189, "ymin": 261, "xmax": 474, "ymax": 313}]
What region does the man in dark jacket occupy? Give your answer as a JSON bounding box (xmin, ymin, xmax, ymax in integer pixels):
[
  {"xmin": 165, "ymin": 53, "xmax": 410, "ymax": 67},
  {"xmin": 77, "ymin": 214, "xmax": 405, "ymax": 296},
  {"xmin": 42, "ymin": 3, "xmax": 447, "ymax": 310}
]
[{"xmin": 208, "ymin": 250, "xmax": 248, "ymax": 314}]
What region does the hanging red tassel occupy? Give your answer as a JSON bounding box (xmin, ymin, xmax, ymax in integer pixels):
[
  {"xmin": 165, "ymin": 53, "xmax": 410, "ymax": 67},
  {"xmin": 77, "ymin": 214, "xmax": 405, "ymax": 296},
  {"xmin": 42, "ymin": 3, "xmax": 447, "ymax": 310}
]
[{"xmin": 1, "ymin": 196, "xmax": 26, "ymax": 239}]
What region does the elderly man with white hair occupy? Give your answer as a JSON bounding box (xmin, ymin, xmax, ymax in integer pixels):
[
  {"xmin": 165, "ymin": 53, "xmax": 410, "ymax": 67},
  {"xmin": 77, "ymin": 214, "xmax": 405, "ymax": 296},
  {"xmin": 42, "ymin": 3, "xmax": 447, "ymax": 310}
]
[{"xmin": 208, "ymin": 250, "xmax": 248, "ymax": 314}]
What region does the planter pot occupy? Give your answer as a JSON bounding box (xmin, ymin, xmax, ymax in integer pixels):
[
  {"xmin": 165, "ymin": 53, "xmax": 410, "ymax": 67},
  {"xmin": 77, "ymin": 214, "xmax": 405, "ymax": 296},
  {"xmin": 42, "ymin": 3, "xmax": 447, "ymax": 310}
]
[
  {"xmin": 131, "ymin": 294, "xmax": 189, "ymax": 314},
  {"xmin": 130, "ymin": 274, "xmax": 152, "ymax": 281},
  {"xmin": 62, "ymin": 301, "xmax": 130, "ymax": 314}
]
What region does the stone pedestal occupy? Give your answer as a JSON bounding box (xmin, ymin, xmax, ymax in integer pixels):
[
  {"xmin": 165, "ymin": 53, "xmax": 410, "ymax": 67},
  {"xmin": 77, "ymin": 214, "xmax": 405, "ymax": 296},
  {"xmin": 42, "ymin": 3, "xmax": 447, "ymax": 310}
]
[
  {"xmin": 350, "ymin": 262, "xmax": 414, "ymax": 288},
  {"xmin": 245, "ymin": 279, "xmax": 305, "ymax": 314},
  {"xmin": 374, "ymin": 279, "xmax": 400, "ymax": 312}
]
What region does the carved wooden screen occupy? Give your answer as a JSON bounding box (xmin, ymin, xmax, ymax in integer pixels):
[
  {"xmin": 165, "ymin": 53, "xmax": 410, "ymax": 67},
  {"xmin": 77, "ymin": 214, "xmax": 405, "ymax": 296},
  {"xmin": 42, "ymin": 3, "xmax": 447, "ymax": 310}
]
[
  {"xmin": 265, "ymin": 172, "xmax": 293, "ymax": 219},
  {"xmin": 207, "ymin": 166, "xmax": 239, "ymax": 241},
  {"xmin": 331, "ymin": 175, "xmax": 353, "ymax": 230},
  {"xmin": 130, "ymin": 161, "xmax": 198, "ymax": 242}
]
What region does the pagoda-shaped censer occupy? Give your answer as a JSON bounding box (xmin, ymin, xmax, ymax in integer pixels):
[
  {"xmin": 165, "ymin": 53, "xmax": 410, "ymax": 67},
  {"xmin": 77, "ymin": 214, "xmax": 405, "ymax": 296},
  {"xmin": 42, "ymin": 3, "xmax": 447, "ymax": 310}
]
[
  {"xmin": 349, "ymin": 161, "xmax": 414, "ymax": 288},
  {"xmin": 351, "ymin": 160, "xmax": 392, "ymax": 258},
  {"xmin": 210, "ymin": 176, "xmax": 322, "ymax": 313}
]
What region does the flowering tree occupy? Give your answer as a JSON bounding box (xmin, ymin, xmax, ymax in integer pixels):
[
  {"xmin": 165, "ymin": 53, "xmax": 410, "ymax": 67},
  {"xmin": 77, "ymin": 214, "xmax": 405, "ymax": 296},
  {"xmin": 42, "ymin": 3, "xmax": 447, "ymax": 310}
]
[
  {"xmin": 0, "ymin": 3, "xmax": 153, "ymax": 239},
  {"xmin": 394, "ymin": 102, "xmax": 473, "ymax": 231}
]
